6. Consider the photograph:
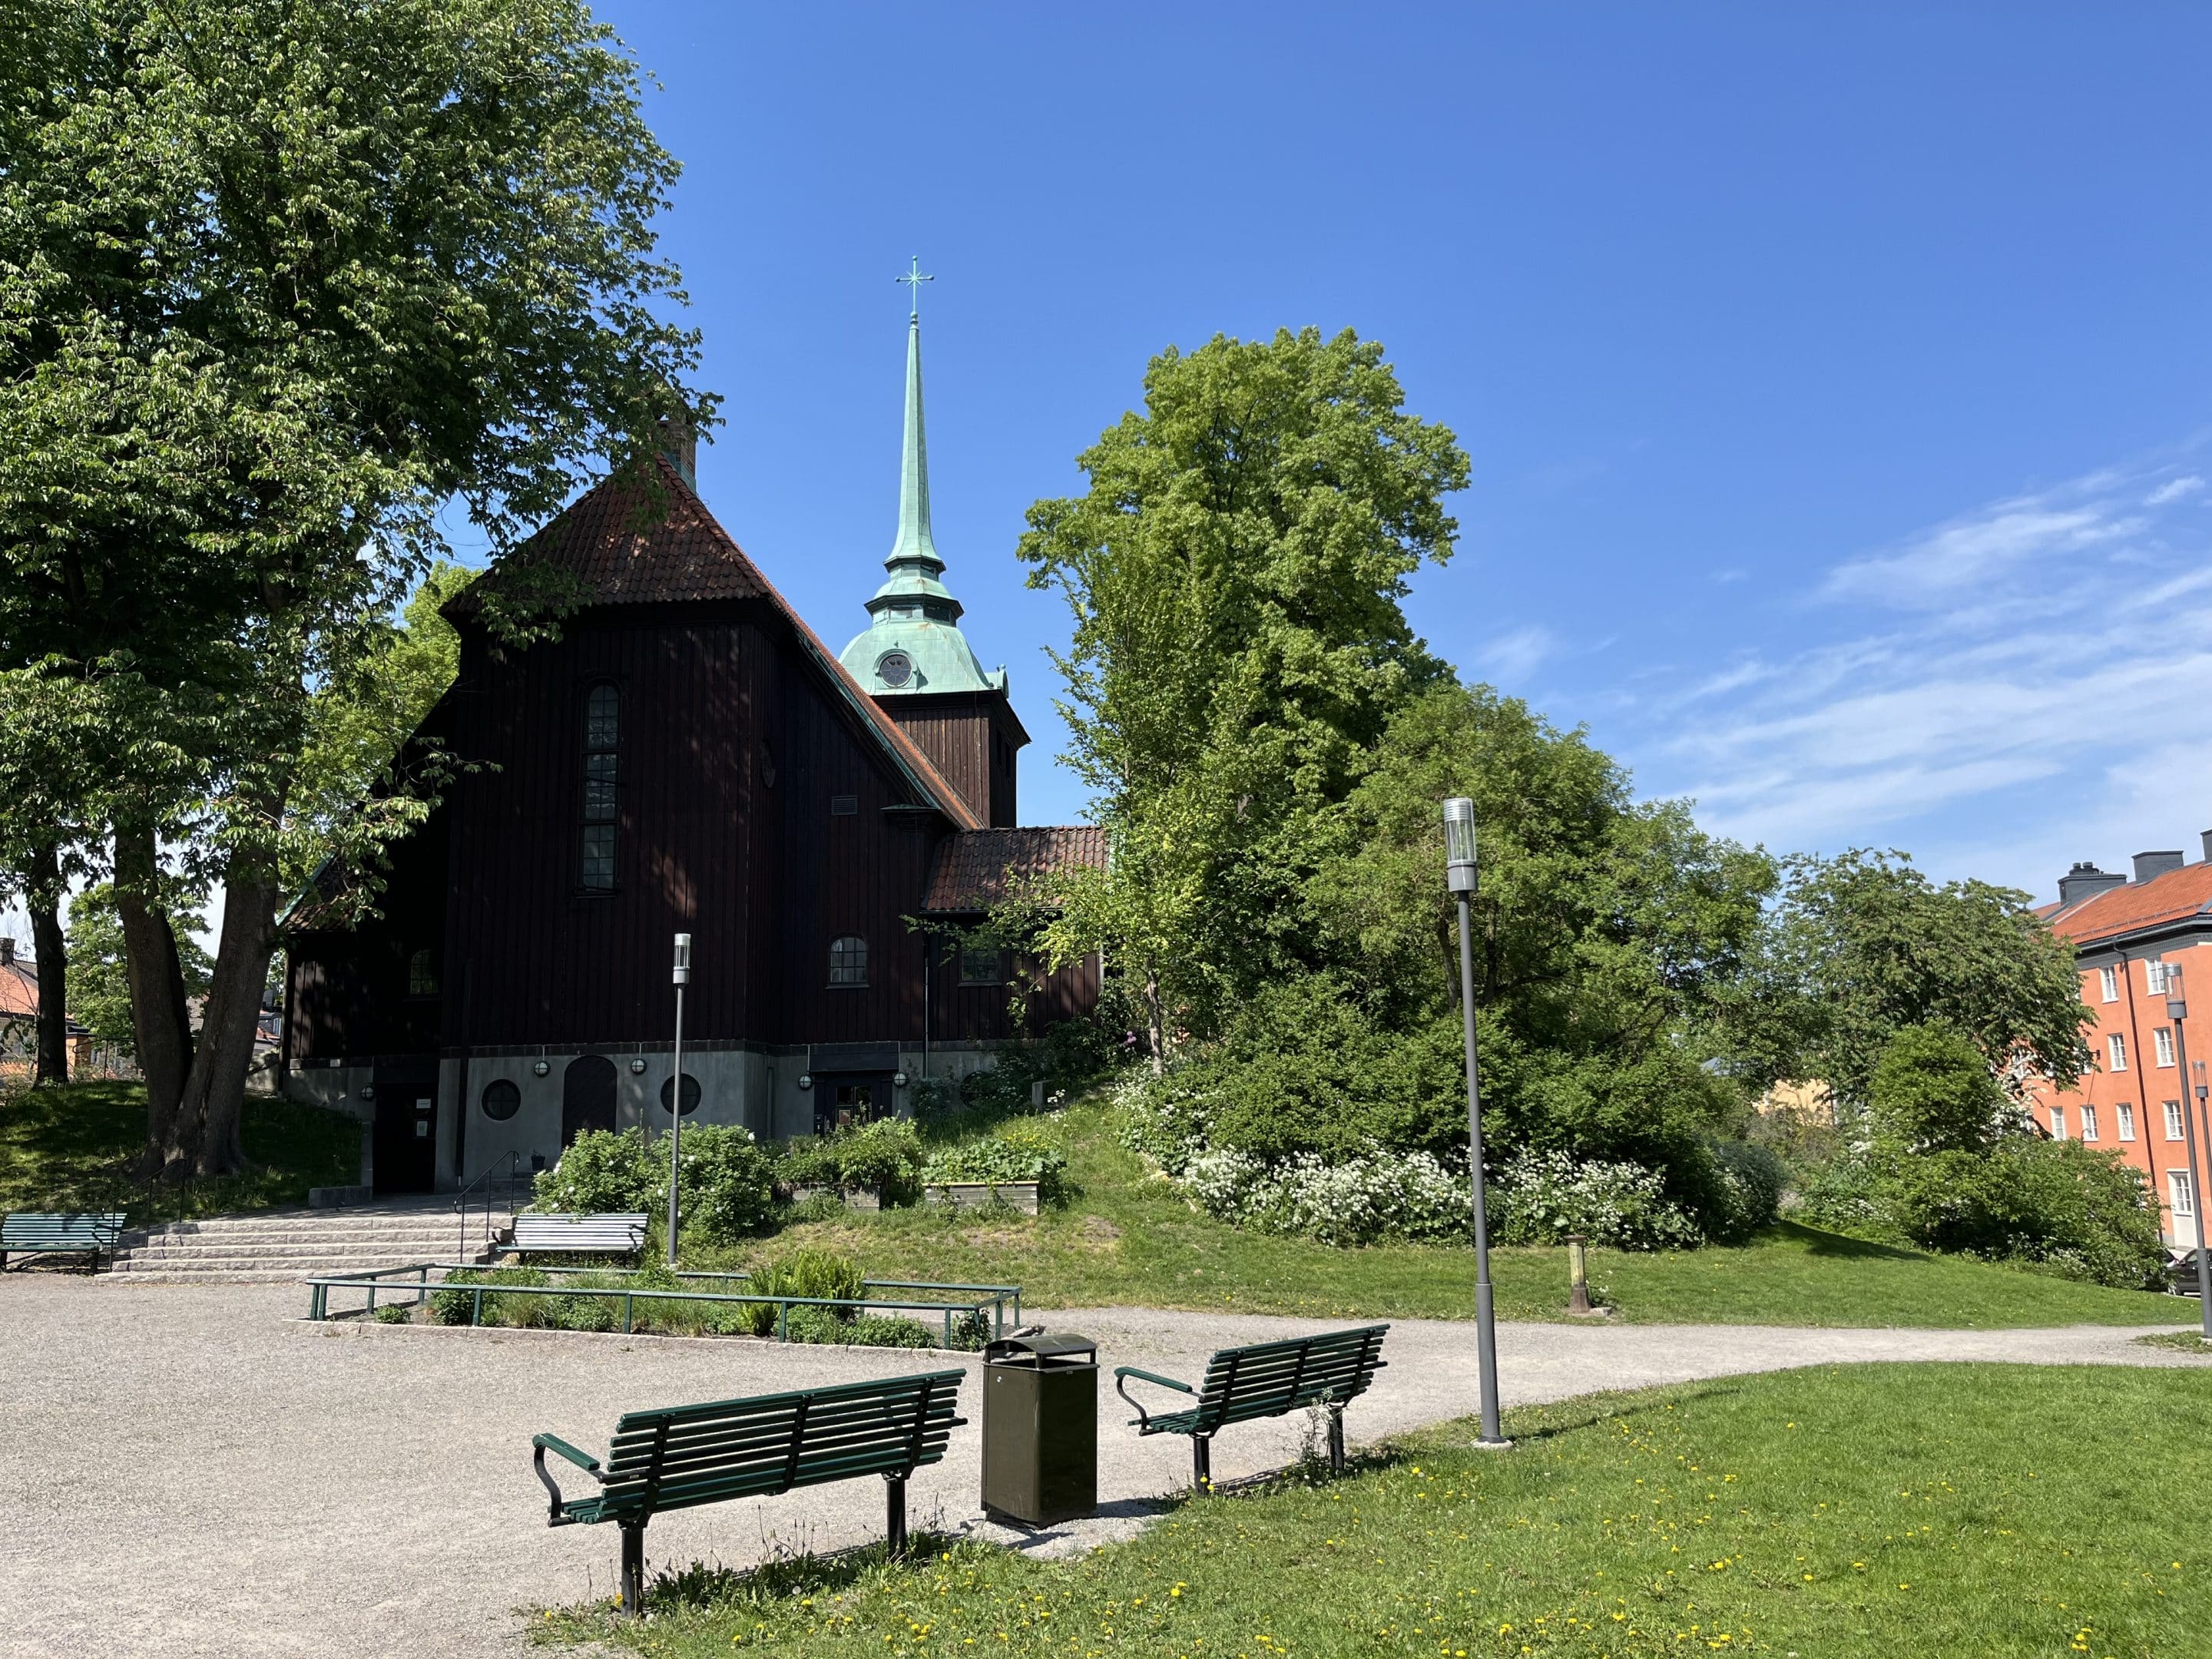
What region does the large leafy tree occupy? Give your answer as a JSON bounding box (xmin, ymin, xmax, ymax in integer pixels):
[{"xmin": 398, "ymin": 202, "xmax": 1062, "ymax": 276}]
[
  {"xmin": 1753, "ymin": 849, "xmax": 2092, "ymax": 1113},
  {"xmin": 0, "ymin": 0, "xmax": 708, "ymax": 1175},
  {"xmin": 1017, "ymin": 328, "xmax": 1469, "ymax": 1058}
]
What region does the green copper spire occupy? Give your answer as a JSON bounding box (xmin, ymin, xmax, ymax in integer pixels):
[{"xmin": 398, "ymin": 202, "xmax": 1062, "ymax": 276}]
[{"xmin": 840, "ymin": 260, "xmax": 1005, "ymax": 697}]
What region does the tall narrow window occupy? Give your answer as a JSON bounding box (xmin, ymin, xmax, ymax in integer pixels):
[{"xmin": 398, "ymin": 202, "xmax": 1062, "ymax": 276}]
[
  {"xmin": 2166, "ymin": 1100, "xmax": 2186, "ymax": 1141},
  {"xmin": 2099, "ymin": 966, "xmax": 2119, "ymax": 1002},
  {"xmin": 2148, "ymin": 961, "xmax": 2171, "ymax": 995},
  {"xmin": 2172, "ymin": 1169, "xmax": 2196, "ymax": 1220},
  {"xmin": 2081, "ymin": 1104, "xmax": 2100, "ymax": 1141},
  {"xmin": 2049, "ymin": 1105, "xmax": 2066, "ymax": 1140},
  {"xmin": 2157, "ymin": 1027, "xmax": 2177, "ymax": 1068},
  {"xmin": 828, "ymin": 935, "xmax": 869, "ymax": 987},
  {"xmin": 2108, "ymin": 1033, "xmax": 2128, "ymax": 1072},
  {"xmin": 581, "ymin": 684, "xmax": 619, "ymax": 892},
  {"xmin": 406, "ymin": 949, "xmax": 439, "ymax": 997},
  {"xmin": 2118, "ymin": 1101, "xmax": 2137, "ymax": 1141}
]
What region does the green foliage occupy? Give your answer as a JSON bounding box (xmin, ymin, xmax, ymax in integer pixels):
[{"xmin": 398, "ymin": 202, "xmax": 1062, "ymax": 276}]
[
  {"xmin": 370, "ymin": 1303, "xmax": 415, "ymax": 1324},
  {"xmin": 777, "ymin": 1120, "xmax": 925, "ymax": 1203},
  {"xmin": 921, "ymin": 1126, "xmax": 1069, "ymax": 1202},
  {"xmin": 1753, "ymin": 850, "xmax": 2093, "ymax": 1111},
  {"xmin": 1015, "ymin": 327, "xmax": 1469, "ymax": 1055},
  {"xmin": 750, "ymin": 1249, "xmax": 866, "ymax": 1308},
  {"xmin": 531, "ymin": 1127, "xmax": 661, "ymax": 1219},
  {"xmin": 430, "ymin": 1267, "xmax": 550, "ymax": 1327},
  {"xmin": 61, "ymin": 882, "xmax": 212, "ymax": 1053},
  {"xmin": 676, "ymin": 1124, "xmax": 777, "ymax": 1243},
  {"xmin": 1869, "ymin": 1022, "xmax": 2005, "ymax": 1154}
]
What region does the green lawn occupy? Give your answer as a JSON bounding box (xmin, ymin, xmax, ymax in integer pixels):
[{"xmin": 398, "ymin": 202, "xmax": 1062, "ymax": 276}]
[
  {"xmin": 690, "ymin": 1101, "xmax": 2192, "ymax": 1330},
  {"xmin": 0, "ymin": 1080, "xmax": 360, "ymax": 1225},
  {"xmin": 540, "ymin": 1362, "xmax": 2212, "ymax": 1657}
]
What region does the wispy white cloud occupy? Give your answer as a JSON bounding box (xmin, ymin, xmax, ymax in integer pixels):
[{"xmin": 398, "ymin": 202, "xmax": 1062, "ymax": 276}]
[
  {"xmin": 1476, "ymin": 623, "xmax": 1557, "ymax": 684},
  {"xmin": 1630, "ymin": 449, "xmax": 2212, "ymax": 896}
]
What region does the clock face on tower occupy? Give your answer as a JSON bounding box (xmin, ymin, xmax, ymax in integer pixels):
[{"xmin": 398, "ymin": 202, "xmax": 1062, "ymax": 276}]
[{"xmin": 876, "ymin": 649, "xmax": 914, "ymax": 687}]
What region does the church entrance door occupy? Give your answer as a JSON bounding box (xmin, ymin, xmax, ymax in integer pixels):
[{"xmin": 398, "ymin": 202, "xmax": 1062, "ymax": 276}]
[
  {"xmin": 813, "ymin": 1071, "xmax": 894, "ymax": 1138},
  {"xmin": 561, "ymin": 1054, "xmax": 618, "ymax": 1147},
  {"xmin": 371, "ymin": 1058, "xmax": 440, "ymax": 1196}
]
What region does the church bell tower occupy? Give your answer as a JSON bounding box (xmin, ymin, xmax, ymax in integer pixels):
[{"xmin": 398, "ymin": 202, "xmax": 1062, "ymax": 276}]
[{"xmin": 839, "ymin": 260, "xmax": 1027, "ymax": 826}]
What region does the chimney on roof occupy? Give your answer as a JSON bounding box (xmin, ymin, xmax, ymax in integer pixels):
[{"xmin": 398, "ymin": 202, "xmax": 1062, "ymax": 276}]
[
  {"xmin": 2058, "ymin": 862, "xmax": 2128, "ymax": 906},
  {"xmin": 2201, "ymin": 829, "xmax": 2212, "ymax": 864},
  {"xmin": 0, "ymin": 937, "xmax": 12, "ymax": 965},
  {"xmin": 2133, "ymin": 849, "xmax": 2186, "ymax": 883},
  {"xmin": 654, "ymin": 406, "xmax": 697, "ymax": 491}
]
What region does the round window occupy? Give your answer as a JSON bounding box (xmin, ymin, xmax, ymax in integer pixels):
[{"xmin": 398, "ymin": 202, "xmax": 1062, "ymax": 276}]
[
  {"xmin": 658, "ymin": 1073, "xmax": 703, "ymax": 1116},
  {"xmin": 480, "ymin": 1078, "xmax": 522, "ymax": 1121},
  {"xmin": 876, "ymin": 650, "xmax": 914, "ymax": 688}
]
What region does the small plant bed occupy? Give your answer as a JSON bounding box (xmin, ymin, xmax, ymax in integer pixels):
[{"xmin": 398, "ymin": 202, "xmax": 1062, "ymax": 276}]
[
  {"xmin": 0, "ymin": 1080, "xmax": 360, "ymax": 1227},
  {"xmin": 535, "ymin": 1362, "xmax": 2212, "ymax": 1656},
  {"xmin": 310, "ymin": 1250, "xmax": 1015, "ymax": 1349},
  {"xmin": 685, "ymin": 1101, "xmax": 2197, "ymax": 1330},
  {"xmin": 2135, "ymin": 1330, "xmax": 2212, "ymax": 1358}
]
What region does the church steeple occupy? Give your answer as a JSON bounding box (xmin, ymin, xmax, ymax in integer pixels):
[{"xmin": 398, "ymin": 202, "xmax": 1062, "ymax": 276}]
[{"xmin": 840, "ymin": 260, "xmax": 1003, "ymax": 697}]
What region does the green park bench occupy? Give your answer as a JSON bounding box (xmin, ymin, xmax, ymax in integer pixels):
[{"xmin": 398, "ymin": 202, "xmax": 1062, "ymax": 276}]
[
  {"xmin": 532, "ymin": 1369, "xmax": 969, "ymax": 1614},
  {"xmin": 1115, "ymin": 1323, "xmax": 1389, "ymax": 1490},
  {"xmin": 1, "ymin": 1211, "xmax": 127, "ymax": 1273}
]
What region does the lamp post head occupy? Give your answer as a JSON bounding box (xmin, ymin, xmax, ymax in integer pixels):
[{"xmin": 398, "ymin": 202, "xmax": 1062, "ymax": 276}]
[
  {"xmin": 2167, "ymin": 963, "xmax": 2186, "ymax": 1022},
  {"xmin": 1443, "ymin": 797, "xmax": 1478, "ymax": 895},
  {"xmin": 673, "ymin": 932, "xmax": 692, "ymax": 986}
]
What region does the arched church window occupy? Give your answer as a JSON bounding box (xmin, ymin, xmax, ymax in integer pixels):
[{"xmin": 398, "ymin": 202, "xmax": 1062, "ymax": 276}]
[
  {"xmin": 581, "ymin": 684, "xmax": 619, "ymax": 891},
  {"xmin": 828, "ymin": 935, "xmax": 868, "ymax": 988},
  {"xmin": 406, "ymin": 949, "xmax": 439, "ymax": 997}
]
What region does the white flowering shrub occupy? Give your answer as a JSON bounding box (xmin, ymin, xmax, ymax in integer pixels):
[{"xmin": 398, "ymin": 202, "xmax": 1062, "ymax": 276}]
[
  {"xmin": 1488, "ymin": 1149, "xmax": 1701, "ymax": 1250},
  {"xmin": 1179, "ymin": 1147, "xmax": 1472, "ymax": 1247}
]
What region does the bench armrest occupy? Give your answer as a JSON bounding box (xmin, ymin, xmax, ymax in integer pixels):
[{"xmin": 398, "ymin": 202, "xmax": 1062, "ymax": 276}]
[
  {"xmin": 531, "ymin": 1434, "xmax": 603, "ymax": 1524},
  {"xmin": 1113, "ymin": 1366, "xmax": 1195, "ymax": 1430}
]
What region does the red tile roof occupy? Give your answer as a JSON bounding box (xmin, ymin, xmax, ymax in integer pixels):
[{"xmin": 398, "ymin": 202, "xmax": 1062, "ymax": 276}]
[
  {"xmin": 0, "ymin": 959, "xmax": 36, "ymax": 1020},
  {"xmin": 2045, "ymin": 862, "xmax": 2212, "ymax": 945},
  {"xmin": 452, "ymin": 457, "xmax": 979, "ymax": 832},
  {"xmin": 922, "ymin": 826, "xmax": 1108, "ymax": 915}
]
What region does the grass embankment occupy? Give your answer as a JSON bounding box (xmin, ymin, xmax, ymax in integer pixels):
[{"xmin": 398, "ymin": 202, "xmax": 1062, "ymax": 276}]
[
  {"xmin": 542, "ymin": 1362, "xmax": 2212, "ymax": 1657},
  {"xmin": 0, "ymin": 1080, "xmax": 359, "ymax": 1224},
  {"xmin": 693, "ymin": 1101, "xmax": 2191, "ymax": 1330}
]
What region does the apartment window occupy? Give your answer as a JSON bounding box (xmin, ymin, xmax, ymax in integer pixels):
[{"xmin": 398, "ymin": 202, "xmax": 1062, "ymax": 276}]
[
  {"xmin": 827, "ymin": 934, "xmax": 869, "ymax": 987},
  {"xmin": 2118, "ymin": 1101, "xmax": 2137, "ymax": 1141},
  {"xmin": 2172, "ymin": 1169, "xmax": 2196, "ymax": 1220},
  {"xmin": 2081, "ymin": 1104, "xmax": 2100, "ymax": 1141},
  {"xmin": 406, "ymin": 949, "xmax": 439, "ymax": 998},
  {"xmin": 2108, "ymin": 1033, "xmax": 2128, "ymax": 1072},
  {"xmin": 2167, "ymin": 1100, "xmax": 2187, "ymax": 1141},
  {"xmin": 2157, "ymin": 1027, "xmax": 2177, "ymax": 1068},
  {"xmin": 2049, "ymin": 1105, "xmax": 2066, "ymax": 1140},
  {"xmin": 2100, "ymin": 966, "xmax": 2120, "ymax": 1002},
  {"xmin": 2148, "ymin": 960, "xmax": 2171, "ymax": 995},
  {"xmin": 960, "ymin": 945, "xmax": 1006, "ymax": 985},
  {"xmin": 580, "ymin": 684, "xmax": 620, "ymax": 892}
]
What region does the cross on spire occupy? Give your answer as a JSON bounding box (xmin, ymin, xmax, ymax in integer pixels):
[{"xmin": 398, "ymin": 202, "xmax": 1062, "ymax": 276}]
[{"xmin": 896, "ymin": 254, "xmax": 932, "ymax": 319}]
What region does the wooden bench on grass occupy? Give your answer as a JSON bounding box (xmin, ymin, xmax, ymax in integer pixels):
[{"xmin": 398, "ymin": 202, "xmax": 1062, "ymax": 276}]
[
  {"xmin": 504, "ymin": 1212, "xmax": 647, "ymax": 1260},
  {"xmin": 532, "ymin": 1369, "xmax": 969, "ymax": 1614},
  {"xmin": 1, "ymin": 1211, "xmax": 127, "ymax": 1273},
  {"xmin": 1115, "ymin": 1323, "xmax": 1389, "ymax": 1491}
]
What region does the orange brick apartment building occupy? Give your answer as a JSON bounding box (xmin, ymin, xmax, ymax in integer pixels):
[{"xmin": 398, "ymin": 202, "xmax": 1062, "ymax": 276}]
[{"xmin": 2033, "ymin": 843, "xmax": 2212, "ymax": 1247}]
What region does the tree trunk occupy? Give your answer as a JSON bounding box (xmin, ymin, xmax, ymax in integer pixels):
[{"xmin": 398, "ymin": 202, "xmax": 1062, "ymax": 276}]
[
  {"xmin": 164, "ymin": 868, "xmax": 280, "ymax": 1177},
  {"xmin": 1143, "ymin": 954, "xmax": 1166, "ymax": 1078},
  {"xmin": 28, "ymin": 840, "xmax": 68, "ymax": 1087},
  {"xmin": 114, "ymin": 824, "xmax": 194, "ymax": 1160}
]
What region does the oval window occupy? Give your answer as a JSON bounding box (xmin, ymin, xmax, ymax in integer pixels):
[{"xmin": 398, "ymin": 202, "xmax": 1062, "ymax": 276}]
[
  {"xmin": 480, "ymin": 1078, "xmax": 522, "ymax": 1121},
  {"xmin": 658, "ymin": 1073, "xmax": 703, "ymax": 1116},
  {"xmin": 876, "ymin": 649, "xmax": 914, "ymax": 688}
]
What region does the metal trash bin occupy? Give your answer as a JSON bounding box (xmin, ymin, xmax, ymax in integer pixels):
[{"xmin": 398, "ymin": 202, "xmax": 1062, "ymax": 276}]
[{"xmin": 981, "ymin": 1331, "xmax": 1098, "ymax": 1526}]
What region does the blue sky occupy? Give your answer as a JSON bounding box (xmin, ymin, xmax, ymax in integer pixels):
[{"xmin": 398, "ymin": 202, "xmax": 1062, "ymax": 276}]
[{"xmin": 555, "ymin": 4, "xmax": 2212, "ymax": 902}]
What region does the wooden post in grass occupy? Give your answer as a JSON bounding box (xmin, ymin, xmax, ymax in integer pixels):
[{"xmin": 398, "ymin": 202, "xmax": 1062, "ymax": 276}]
[{"xmin": 1566, "ymin": 1235, "xmax": 1593, "ymax": 1315}]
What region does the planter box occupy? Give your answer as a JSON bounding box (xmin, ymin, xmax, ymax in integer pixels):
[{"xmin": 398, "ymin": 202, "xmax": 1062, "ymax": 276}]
[{"xmin": 924, "ymin": 1181, "xmax": 1040, "ymax": 1215}]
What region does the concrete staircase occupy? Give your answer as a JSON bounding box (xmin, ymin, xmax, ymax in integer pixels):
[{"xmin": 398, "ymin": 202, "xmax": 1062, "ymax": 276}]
[{"xmin": 106, "ymin": 1196, "xmax": 512, "ymax": 1284}]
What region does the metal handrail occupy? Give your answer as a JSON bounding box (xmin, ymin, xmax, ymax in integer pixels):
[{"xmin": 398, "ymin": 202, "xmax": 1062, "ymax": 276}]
[{"xmin": 452, "ymin": 1151, "xmax": 522, "ymax": 1260}]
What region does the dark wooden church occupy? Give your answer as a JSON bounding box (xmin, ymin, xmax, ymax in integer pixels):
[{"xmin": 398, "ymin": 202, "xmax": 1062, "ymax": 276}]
[{"xmin": 283, "ymin": 306, "xmax": 1104, "ymax": 1194}]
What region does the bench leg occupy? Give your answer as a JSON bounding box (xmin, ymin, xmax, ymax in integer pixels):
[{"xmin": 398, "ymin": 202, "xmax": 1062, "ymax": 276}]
[
  {"xmin": 618, "ymin": 1520, "xmax": 646, "ymax": 1617},
  {"xmin": 885, "ymin": 1475, "xmax": 909, "ymax": 1558},
  {"xmin": 1191, "ymin": 1435, "xmax": 1212, "ymax": 1494},
  {"xmin": 1327, "ymin": 1406, "xmax": 1346, "ymax": 1476}
]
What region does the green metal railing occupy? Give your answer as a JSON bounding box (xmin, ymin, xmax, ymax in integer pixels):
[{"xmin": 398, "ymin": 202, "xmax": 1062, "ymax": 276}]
[{"xmin": 303, "ymin": 1261, "xmax": 1021, "ymax": 1349}]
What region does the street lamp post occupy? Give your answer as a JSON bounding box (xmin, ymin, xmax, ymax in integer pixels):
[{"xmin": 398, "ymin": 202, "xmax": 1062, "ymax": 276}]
[
  {"xmin": 2168, "ymin": 967, "xmax": 2211, "ymax": 1337},
  {"xmin": 667, "ymin": 932, "xmax": 690, "ymax": 1268},
  {"xmin": 1444, "ymin": 797, "xmax": 1508, "ymax": 1447}
]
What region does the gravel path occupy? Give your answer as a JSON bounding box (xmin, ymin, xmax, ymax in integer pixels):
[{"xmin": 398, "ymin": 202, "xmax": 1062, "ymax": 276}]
[{"xmin": 0, "ymin": 1278, "xmax": 2194, "ymax": 1659}]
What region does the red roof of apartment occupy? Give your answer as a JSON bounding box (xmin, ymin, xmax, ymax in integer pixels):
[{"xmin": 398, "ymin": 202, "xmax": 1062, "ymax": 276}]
[
  {"xmin": 2043, "ymin": 862, "xmax": 2212, "ymax": 946},
  {"xmin": 0, "ymin": 955, "xmax": 36, "ymax": 1019},
  {"xmin": 922, "ymin": 826, "xmax": 1109, "ymax": 915}
]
